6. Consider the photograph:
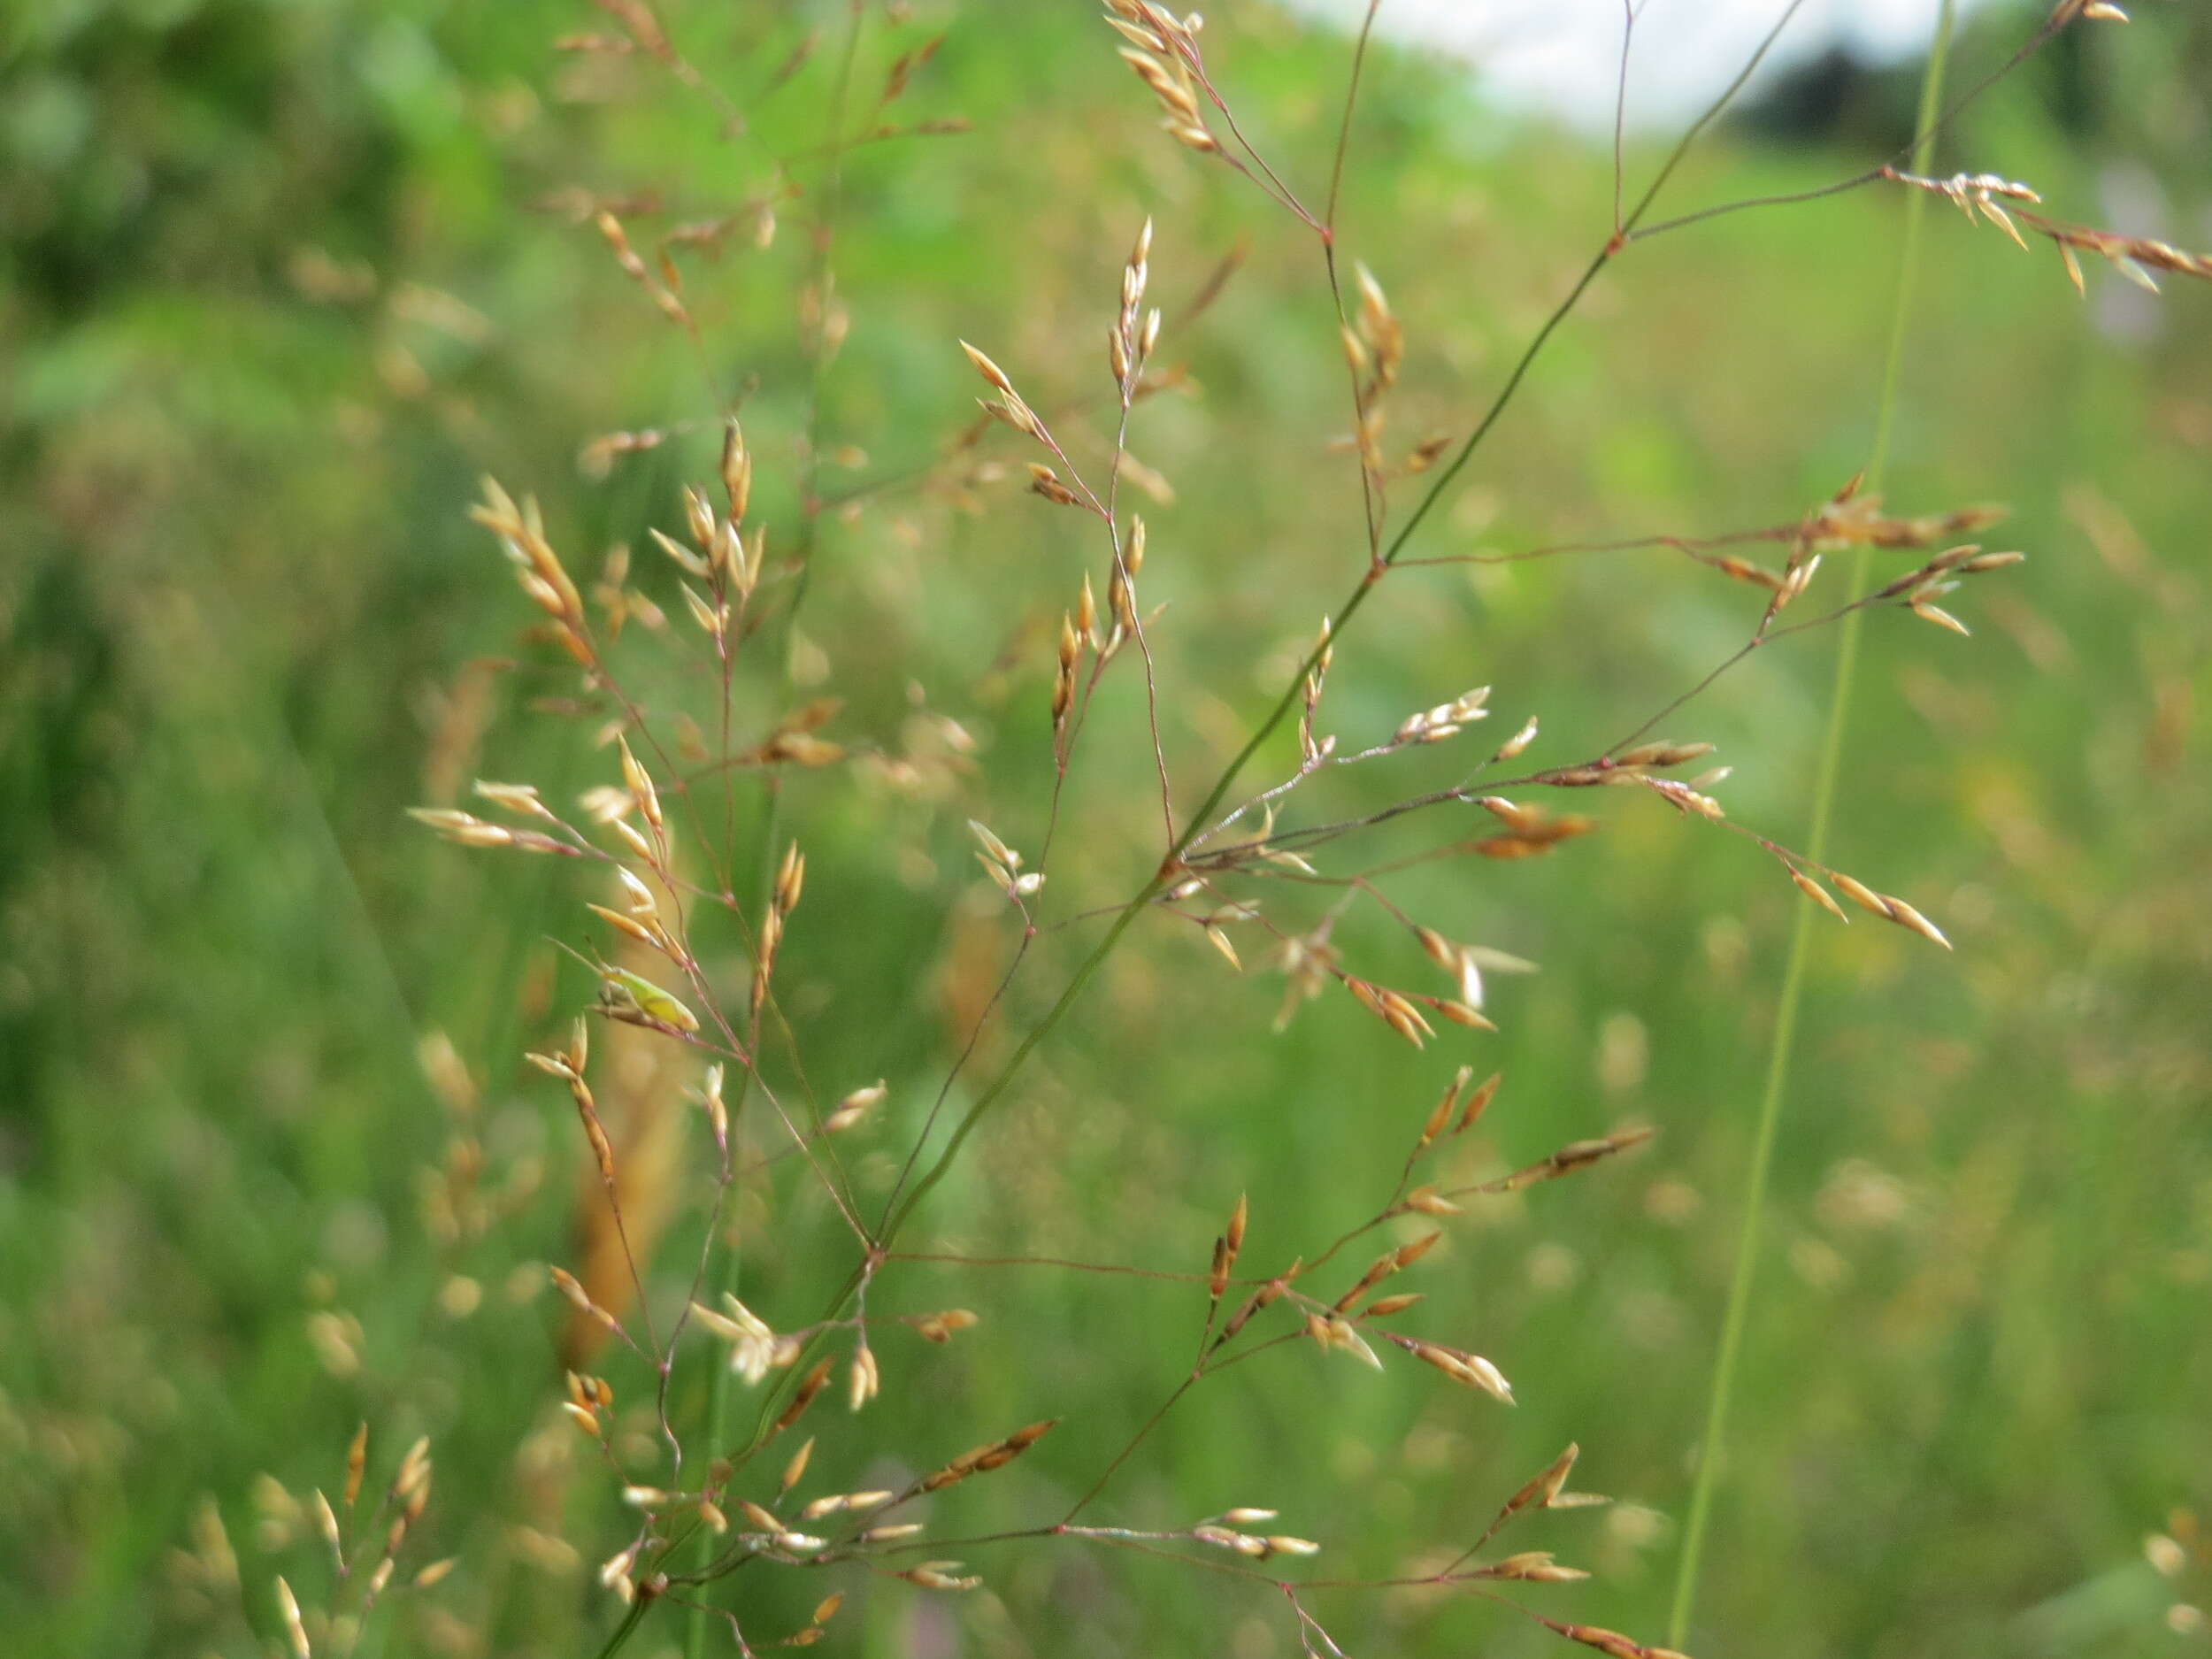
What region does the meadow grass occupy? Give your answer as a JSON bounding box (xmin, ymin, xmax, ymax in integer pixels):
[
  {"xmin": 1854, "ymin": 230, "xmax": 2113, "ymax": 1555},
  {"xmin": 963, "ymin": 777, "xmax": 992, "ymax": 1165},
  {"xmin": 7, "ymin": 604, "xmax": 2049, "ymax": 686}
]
[{"xmin": 3, "ymin": 3, "xmax": 2208, "ymax": 1655}]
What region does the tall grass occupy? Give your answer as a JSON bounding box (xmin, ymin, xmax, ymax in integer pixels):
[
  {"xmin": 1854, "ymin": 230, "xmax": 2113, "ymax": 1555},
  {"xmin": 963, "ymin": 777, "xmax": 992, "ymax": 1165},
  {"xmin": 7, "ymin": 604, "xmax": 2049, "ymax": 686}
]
[{"xmin": 387, "ymin": 4, "xmax": 2197, "ymax": 1656}]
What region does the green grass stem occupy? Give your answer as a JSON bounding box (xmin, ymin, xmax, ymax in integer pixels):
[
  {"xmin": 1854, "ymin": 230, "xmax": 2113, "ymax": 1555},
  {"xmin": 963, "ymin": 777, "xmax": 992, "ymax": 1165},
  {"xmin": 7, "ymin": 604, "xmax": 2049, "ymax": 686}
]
[{"xmin": 1665, "ymin": 6, "xmax": 1957, "ymax": 1647}]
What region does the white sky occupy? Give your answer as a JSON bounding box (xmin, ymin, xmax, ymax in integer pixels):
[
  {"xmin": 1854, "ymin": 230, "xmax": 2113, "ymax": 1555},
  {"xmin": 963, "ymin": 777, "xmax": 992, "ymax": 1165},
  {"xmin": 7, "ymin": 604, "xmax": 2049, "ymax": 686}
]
[{"xmin": 1279, "ymin": 0, "xmax": 1999, "ymax": 130}]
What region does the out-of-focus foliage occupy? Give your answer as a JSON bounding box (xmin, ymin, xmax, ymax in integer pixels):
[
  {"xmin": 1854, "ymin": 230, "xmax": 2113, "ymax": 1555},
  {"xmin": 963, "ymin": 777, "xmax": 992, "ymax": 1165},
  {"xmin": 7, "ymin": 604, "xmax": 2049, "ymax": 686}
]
[{"xmin": 2, "ymin": 3, "xmax": 2207, "ymax": 1656}]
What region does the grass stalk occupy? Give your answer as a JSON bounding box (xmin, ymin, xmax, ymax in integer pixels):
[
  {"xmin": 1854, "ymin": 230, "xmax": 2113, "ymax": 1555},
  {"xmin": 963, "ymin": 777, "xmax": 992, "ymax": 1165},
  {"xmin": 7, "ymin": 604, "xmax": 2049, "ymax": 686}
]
[{"xmin": 1664, "ymin": 6, "xmax": 1956, "ymax": 1647}]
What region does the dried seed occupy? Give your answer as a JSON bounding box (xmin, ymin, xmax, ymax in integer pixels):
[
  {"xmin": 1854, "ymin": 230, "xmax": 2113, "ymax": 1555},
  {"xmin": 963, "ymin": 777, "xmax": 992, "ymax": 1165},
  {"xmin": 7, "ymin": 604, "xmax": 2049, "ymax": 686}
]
[
  {"xmin": 958, "ymin": 340, "xmax": 1015, "ymax": 395},
  {"xmin": 1830, "ymin": 872, "xmax": 1890, "ymax": 918},
  {"xmin": 1455, "ymin": 1072, "xmax": 1501, "ymax": 1133},
  {"xmin": 848, "ymin": 1345, "xmax": 880, "ymax": 1412},
  {"xmin": 782, "ymin": 1436, "xmax": 814, "ymax": 1494},
  {"xmin": 275, "ymin": 1577, "xmax": 311, "ymax": 1658},
  {"xmin": 1790, "ymin": 869, "xmax": 1849, "ymax": 923}
]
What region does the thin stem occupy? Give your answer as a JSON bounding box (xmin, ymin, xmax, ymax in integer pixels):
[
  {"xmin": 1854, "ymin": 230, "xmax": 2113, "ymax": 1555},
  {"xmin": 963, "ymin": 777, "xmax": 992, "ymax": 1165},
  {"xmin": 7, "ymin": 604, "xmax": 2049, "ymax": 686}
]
[
  {"xmin": 595, "ymin": 1597, "xmax": 655, "ymax": 1659},
  {"xmin": 1611, "ymin": 2, "xmax": 1637, "ymax": 238},
  {"xmin": 1629, "ymin": 169, "xmax": 1882, "ymax": 243},
  {"xmin": 879, "ymin": 891, "xmax": 1153, "ymax": 1240},
  {"xmin": 1098, "ymin": 409, "xmax": 1179, "ymax": 846},
  {"xmin": 1665, "ymin": 5, "xmax": 1955, "ymax": 1648},
  {"xmin": 1322, "ymin": 3, "xmax": 1386, "ymax": 558},
  {"xmin": 1322, "ymin": 3, "xmax": 1380, "ymax": 231},
  {"xmin": 889, "ymin": 1249, "xmax": 1216, "ymax": 1283},
  {"xmin": 1393, "ymin": 523, "xmax": 1793, "ymax": 569},
  {"xmin": 1061, "ymin": 1373, "xmax": 1202, "ymax": 1524}
]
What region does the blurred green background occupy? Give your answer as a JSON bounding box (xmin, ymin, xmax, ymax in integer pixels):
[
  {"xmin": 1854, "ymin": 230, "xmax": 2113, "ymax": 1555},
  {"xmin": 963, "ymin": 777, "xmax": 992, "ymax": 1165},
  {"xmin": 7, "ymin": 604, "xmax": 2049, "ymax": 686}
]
[{"xmin": 4, "ymin": 2, "xmax": 2208, "ymax": 1656}]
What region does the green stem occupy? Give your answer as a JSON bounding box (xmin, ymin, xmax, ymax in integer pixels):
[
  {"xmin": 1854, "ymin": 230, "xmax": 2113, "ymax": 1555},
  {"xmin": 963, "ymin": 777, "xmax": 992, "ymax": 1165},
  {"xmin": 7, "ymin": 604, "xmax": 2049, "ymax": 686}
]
[
  {"xmin": 880, "ymin": 893, "xmax": 1154, "ymax": 1238},
  {"xmin": 1664, "ymin": 7, "xmax": 1955, "ymax": 1648},
  {"xmin": 596, "ymin": 1598, "xmax": 655, "ymax": 1659}
]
